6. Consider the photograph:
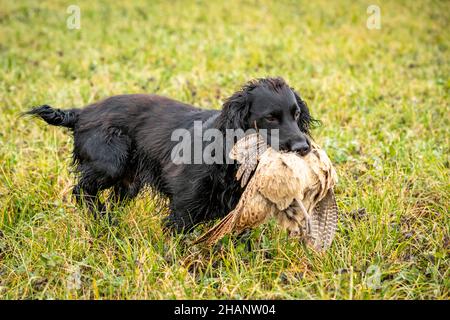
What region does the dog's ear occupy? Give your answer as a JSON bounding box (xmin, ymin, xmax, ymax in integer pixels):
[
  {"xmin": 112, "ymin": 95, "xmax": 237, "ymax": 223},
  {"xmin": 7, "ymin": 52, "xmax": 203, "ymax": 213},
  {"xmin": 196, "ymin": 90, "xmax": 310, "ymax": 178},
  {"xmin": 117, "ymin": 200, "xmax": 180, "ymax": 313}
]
[
  {"xmin": 219, "ymin": 90, "xmax": 251, "ymax": 130},
  {"xmin": 291, "ymin": 89, "xmax": 321, "ymax": 136}
]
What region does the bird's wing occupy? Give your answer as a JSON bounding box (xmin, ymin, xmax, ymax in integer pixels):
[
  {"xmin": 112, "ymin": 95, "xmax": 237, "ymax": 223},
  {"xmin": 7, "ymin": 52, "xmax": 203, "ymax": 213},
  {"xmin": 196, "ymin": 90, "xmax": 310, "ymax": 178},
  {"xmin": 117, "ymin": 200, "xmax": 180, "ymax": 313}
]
[
  {"xmin": 308, "ymin": 189, "xmax": 338, "ymax": 251},
  {"xmin": 229, "ymin": 133, "xmax": 267, "ymax": 187}
]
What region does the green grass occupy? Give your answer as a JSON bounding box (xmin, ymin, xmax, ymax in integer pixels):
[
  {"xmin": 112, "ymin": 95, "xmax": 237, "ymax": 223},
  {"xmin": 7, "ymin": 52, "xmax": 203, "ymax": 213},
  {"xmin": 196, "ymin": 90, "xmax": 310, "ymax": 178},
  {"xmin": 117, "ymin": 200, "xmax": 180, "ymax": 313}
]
[{"xmin": 0, "ymin": 0, "xmax": 448, "ymax": 299}]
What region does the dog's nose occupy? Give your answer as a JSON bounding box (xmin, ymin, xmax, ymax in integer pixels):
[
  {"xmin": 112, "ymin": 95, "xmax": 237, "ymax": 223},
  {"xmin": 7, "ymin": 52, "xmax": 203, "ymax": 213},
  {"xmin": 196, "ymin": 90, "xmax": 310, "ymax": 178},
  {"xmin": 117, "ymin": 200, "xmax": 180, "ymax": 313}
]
[{"xmin": 291, "ymin": 141, "xmax": 311, "ymax": 156}]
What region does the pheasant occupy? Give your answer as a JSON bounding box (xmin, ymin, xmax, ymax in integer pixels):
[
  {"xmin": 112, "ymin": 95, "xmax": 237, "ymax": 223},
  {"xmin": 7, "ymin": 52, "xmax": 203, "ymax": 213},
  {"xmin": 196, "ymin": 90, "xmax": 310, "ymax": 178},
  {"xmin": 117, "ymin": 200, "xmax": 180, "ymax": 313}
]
[{"xmin": 194, "ymin": 133, "xmax": 338, "ymax": 251}]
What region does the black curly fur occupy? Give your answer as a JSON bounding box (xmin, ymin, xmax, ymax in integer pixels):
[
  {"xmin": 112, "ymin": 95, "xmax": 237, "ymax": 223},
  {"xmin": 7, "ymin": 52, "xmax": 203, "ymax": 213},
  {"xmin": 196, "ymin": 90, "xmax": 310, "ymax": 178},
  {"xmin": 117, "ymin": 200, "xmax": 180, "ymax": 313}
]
[
  {"xmin": 25, "ymin": 77, "xmax": 318, "ymax": 232},
  {"xmin": 24, "ymin": 105, "xmax": 79, "ymax": 129}
]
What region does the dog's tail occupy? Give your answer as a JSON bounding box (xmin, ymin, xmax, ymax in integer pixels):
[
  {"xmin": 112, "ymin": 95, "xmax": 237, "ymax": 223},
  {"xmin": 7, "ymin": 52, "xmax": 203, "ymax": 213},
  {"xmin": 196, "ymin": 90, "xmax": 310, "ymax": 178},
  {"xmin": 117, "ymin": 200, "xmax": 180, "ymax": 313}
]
[{"xmin": 23, "ymin": 105, "xmax": 79, "ymax": 129}]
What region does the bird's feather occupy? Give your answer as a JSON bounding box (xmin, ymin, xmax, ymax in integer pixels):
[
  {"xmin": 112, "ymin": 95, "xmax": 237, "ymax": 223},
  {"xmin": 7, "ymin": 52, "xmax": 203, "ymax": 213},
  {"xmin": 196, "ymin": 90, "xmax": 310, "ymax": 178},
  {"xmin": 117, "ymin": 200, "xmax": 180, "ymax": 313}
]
[
  {"xmin": 308, "ymin": 189, "xmax": 338, "ymax": 250},
  {"xmin": 193, "ymin": 209, "xmax": 238, "ymax": 246},
  {"xmin": 229, "ymin": 133, "xmax": 267, "ymax": 187},
  {"xmin": 194, "ymin": 133, "xmax": 339, "ymax": 249}
]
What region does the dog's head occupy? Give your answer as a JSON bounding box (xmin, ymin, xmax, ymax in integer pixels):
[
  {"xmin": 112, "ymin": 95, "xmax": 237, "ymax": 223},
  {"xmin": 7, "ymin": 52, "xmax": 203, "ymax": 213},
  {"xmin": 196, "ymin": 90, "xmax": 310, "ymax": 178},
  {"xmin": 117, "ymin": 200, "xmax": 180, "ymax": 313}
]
[{"xmin": 218, "ymin": 77, "xmax": 319, "ymax": 155}]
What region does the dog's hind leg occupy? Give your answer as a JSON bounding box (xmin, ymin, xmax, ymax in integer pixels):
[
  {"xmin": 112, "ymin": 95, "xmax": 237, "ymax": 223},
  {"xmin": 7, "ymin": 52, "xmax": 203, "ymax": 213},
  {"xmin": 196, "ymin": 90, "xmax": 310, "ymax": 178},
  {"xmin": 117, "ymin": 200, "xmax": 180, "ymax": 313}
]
[
  {"xmin": 73, "ymin": 128, "xmax": 133, "ymax": 216},
  {"xmin": 72, "ymin": 170, "xmax": 107, "ymax": 216},
  {"xmin": 108, "ymin": 162, "xmax": 142, "ymax": 205},
  {"xmin": 110, "ymin": 177, "xmax": 141, "ymax": 203}
]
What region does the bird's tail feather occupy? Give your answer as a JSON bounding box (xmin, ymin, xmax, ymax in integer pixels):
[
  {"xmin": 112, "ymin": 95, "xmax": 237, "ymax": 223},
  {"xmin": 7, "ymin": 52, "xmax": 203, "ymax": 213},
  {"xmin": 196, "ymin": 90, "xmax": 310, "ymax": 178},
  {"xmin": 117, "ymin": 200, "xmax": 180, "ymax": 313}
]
[{"xmin": 193, "ymin": 211, "xmax": 238, "ymax": 246}]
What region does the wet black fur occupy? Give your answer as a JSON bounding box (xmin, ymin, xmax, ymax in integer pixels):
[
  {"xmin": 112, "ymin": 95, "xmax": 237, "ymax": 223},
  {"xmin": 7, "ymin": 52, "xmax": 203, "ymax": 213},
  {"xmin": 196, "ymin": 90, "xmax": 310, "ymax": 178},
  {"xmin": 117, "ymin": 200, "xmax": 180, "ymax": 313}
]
[{"xmin": 25, "ymin": 77, "xmax": 319, "ymax": 232}]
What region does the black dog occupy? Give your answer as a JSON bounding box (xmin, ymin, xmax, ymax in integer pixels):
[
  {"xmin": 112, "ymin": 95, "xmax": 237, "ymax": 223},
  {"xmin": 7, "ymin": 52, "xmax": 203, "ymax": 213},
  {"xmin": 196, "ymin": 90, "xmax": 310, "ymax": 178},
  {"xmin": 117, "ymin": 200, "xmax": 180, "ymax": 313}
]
[{"xmin": 26, "ymin": 77, "xmax": 318, "ymax": 232}]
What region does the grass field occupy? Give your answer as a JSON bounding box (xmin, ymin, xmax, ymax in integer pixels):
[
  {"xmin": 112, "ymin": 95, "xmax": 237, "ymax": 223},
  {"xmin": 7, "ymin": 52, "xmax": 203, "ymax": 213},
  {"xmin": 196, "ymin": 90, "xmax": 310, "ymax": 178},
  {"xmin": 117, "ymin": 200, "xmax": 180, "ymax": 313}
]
[{"xmin": 0, "ymin": 0, "xmax": 448, "ymax": 299}]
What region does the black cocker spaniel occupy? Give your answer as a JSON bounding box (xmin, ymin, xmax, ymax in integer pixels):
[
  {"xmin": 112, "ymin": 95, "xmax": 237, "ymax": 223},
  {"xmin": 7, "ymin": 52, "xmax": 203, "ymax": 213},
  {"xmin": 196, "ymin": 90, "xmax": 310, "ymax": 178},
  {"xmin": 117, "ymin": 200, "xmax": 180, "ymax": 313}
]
[{"xmin": 26, "ymin": 77, "xmax": 319, "ymax": 232}]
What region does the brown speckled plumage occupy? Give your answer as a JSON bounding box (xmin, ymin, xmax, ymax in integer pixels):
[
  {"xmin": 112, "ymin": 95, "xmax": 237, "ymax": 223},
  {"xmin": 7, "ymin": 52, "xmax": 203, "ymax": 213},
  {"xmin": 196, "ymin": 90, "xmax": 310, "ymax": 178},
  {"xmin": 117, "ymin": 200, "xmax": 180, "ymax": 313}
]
[{"xmin": 194, "ymin": 133, "xmax": 338, "ymax": 251}]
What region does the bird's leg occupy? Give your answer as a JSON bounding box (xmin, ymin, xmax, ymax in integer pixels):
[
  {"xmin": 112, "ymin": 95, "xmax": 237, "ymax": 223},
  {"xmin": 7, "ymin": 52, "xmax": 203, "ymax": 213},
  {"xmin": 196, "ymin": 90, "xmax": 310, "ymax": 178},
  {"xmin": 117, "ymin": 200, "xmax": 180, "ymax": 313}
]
[
  {"xmin": 296, "ymin": 200, "xmax": 312, "ymax": 236},
  {"xmin": 284, "ymin": 200, "xmax": 308, "ymax": 238},
  {"xmin": 283, "ymin": 202, "xmax": 300, "ymax": 237}
]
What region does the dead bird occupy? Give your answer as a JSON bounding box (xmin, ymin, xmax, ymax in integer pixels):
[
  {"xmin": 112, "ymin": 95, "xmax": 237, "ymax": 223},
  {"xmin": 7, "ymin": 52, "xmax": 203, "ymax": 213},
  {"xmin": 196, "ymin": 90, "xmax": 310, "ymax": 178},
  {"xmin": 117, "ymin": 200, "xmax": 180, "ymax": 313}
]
[{"xmin": 194, "ymin": 133, "xmax": 338, "ymax": 251}]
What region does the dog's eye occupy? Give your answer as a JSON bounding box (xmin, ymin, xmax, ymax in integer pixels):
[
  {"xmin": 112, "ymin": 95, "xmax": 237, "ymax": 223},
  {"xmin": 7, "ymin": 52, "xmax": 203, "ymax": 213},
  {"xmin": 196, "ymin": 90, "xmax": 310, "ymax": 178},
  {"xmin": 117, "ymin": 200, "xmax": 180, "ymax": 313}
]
[
  {"xmin": 294, "ymin": 110, "xmax": 301, "ymax": 121},
  {"xmin": 265, "ymin": 114, "xmax": 278, "ymax": 122}
]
